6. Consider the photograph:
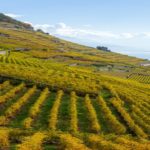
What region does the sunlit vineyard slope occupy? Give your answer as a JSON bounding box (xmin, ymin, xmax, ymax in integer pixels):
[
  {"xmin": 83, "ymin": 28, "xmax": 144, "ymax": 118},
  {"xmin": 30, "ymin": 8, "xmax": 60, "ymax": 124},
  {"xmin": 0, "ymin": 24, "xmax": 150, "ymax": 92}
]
[{"xmin": 0, "ymin": 13, "xmax": 150, "ymax": 150}]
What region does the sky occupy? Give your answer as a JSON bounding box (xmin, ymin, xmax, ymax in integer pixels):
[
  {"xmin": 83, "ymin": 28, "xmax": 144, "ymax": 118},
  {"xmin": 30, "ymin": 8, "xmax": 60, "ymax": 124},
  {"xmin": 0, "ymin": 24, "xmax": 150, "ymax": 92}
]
[{"xmin": 1, "ymin": 0, "xmax": 150, "ymax": 59}]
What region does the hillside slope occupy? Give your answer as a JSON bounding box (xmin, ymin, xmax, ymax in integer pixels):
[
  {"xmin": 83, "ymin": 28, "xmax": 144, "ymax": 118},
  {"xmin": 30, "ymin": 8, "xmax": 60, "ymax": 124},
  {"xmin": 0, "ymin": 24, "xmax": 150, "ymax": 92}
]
[
  {"xmin": 0, "ymin": 13, "xmax": 33, "ymax": 30},
  {"xmin": 0, "ymin": 14, "xmax": 146, "ymax": 72},
  {"xmin": 0, "ymin": 13, "xmax": 150, "ymax": 149}
]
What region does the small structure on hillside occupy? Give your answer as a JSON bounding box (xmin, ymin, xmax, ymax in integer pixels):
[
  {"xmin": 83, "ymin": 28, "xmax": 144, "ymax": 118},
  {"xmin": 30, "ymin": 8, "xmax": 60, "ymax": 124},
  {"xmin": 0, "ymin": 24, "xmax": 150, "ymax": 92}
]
[
  {"xmin": 140, "ymin": 62, "xmax": 150, "ymax": 67},
  {"xmin": 0, "ymin": 49, "xmax": 11, "ymax": 57},
  {"xmin": 0, "ymin": 50, "xmax": 7, "ymax": 55},
  {"xmin": 69, "ymin": 63, "xmax": 78, "ymax": 67},
  {"xmin": 14, "ymin": 48, "xmax": 30, "ymax": 52}
]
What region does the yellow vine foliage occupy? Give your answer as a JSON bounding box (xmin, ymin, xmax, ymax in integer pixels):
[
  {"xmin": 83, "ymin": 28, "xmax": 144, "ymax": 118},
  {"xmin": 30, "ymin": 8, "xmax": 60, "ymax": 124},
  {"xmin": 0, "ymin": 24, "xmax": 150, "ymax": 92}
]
[
  {"xmin": 97, "ymin": 96, "xmax": 126, "ymax": 134},
  {"xmin": 18, "ymin": 132, "xmax": 46, "ymax": 150},
  {"xmin": 0, "ymin": 128, "xmax": 10, "ymax": 150},
  {"xmin": 131, "ymin": 105, "xmax": 150, "ymax": 124},
  {"xmin": 49, "ymin": 90, "xmax": 63, "ymax": 130},
  {"xmin": 23, "ymin": 117, "xmax": 33, "ymax": 129},
  {"xmin": 0, "ymin": 83, "xmax": 25, "ymax": 104},
  {"xmin": 23, "ymin": 87, "xmax": 49, "ymax": 128},
  {"xmin": 0, "ymin": 86, "xmax": 36, "ymax": 125},
  {"xmin": 58, "ymin": 133, "xmax": 91, "ymax": 150},
  {"xmin": 5, "ymin": 85, "xmax": 37, "ymax": 118},
  {"xmin": 111, "ymin": 98, "xmax": 147, "ymax": 138},
  {"xmin": 86, "ymin": 134, "xmax": 126, "ymax": 150},
  {"xmin": 131, "ymin": 111, "xmax": 150, "ymax": 134},
  {"xmin": 114, "ymin": 136, "xmax": 150, "ymax": 150},
  {"xmin": 70, "ymin": 91, "xmax": 78, "ymax": 133},
  {"xmin": 85, "ymin": 94, "xmax": 101, "ymax": 133},
  {"xmin": 0, "ymin": 80, "xmax": 10, "ymax": 90},
  {"xmin": 0, "ymin": 116, "xmax": 8, "ymax": 126}
]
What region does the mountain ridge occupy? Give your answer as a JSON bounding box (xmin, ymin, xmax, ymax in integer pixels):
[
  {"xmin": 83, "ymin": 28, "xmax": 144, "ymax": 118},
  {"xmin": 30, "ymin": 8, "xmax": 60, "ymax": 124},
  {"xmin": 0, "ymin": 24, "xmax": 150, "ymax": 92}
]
[{"xmin": 0, "ymin": 13, "xmax": 33, "ymax": 30}]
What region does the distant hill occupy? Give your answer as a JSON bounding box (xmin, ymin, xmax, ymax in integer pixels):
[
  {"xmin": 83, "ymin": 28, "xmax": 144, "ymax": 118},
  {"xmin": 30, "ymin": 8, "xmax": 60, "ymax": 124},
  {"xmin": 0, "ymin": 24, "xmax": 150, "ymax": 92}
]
[
  {"xmin": 0, "ymin": 12, "xmax": 147, "ymax": 75},
  {"xmin": 0, "ymin": 13, "xmax": 33, "ymax": 30}
]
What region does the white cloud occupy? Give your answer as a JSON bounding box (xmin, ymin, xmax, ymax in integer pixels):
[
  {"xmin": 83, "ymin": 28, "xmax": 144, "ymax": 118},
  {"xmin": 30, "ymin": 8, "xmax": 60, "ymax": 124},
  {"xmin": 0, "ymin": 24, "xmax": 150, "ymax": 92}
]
[
  {"xmin": 120, "ymin": 33, "xmax": 135, "ymax": 39},
  {"xmin": 142, "ymin": 32, "xmax": 150, "ymax": 37},
  {"xmin": 24, "ymin": 21, "xmax": 33, "ymax": 25},
  {"xmin": 33, "ymin": 22, "xmax": 121, "ymax": 39},
  {"xmin": 83, "ymin": 24, "xmax": 92, "ymax": 27},
  {"xmin": 4, "ymin": 13, "xmax": 23, "ymax": 19},
  {"xmin": 34, "ymin": 24, "xmax": 54, "ymax": 32},
  {"xmin": 32, "ymin": 22, "xmax": 150, "ymax": 41}
]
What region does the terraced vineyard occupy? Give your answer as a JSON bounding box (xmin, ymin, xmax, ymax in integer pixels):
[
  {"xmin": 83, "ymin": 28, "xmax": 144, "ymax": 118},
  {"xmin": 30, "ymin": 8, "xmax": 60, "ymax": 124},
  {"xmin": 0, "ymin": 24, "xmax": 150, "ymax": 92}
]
[
  {"xmin": 0, "ymin": 13, "xmax": 150, "ymax": 149},
  {"xmin": 128, "ymin": 73, "xmax": 150, "ymax": 84},
  {"xmin": 0, "ymin": 79, "xmax": 150, "ymax": 149}
]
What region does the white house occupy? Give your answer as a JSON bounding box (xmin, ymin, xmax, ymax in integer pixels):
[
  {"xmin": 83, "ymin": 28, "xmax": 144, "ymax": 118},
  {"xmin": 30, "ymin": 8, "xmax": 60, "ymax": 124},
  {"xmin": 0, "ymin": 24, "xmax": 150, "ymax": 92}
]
[
  {"xmin": 0, "ymin": 50, "xmax": 6, "ymax": 55},
  {"xmin": 140, "ymin": 62, "xmax": 150, "ymax": 67}
]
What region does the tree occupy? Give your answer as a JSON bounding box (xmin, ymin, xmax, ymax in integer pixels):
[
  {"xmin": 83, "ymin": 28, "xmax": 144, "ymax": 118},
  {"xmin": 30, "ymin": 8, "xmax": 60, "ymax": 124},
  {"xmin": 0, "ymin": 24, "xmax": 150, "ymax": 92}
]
[{"xmin": 96, "ymin": 46, "xmax": 111, "ymax": 52}]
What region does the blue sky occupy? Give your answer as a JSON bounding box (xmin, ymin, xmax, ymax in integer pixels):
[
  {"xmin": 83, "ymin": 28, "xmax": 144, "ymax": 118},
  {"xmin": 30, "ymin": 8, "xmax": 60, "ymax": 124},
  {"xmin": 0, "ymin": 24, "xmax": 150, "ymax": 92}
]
[{"xmin": 1, "ymin": 0, "xmax": 150, "ymax": 59}]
